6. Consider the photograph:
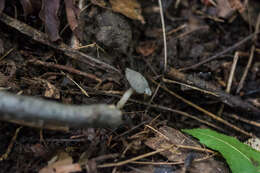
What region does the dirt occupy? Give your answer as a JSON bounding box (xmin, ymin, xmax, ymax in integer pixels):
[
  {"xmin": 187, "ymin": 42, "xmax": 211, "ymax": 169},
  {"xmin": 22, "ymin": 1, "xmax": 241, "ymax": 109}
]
[{"xmin": 0, "ymin": 0, "xmax": 260, "ymax": 172}]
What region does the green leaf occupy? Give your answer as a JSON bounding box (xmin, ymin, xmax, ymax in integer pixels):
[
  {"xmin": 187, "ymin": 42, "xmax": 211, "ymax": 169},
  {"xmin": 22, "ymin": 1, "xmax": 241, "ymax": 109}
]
[{"xmin": 182, "ymin": 128, "xmax": 260, "ymax": 173}]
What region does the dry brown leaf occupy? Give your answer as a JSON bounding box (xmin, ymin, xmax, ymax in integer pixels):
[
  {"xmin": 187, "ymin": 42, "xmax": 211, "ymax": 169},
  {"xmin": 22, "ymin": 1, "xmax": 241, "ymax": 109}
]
[
  {"xmin": 39, "ymin": 0, "xmax": 61, "ymax": 42},
  {"xmin": 136, "ymin": 41, "xmax": 156, "ymax": 57},
  {"xmin": 145, "ymin": 126, "xmax": 204, "ymax": 161},
  {"xmin": 109, "ymin": 0, "xmax": 145, "ymax": 24},
  {"xmin": 34, "ymin": 78, "xmax": 60, "ymax": 99},
  {"xmin": 64, "ymin": 0, "xmax": 80, "ymax": 31},
  {"xmin": 39, "ymin": 151, "xmax": 82, "ymax": 173}
]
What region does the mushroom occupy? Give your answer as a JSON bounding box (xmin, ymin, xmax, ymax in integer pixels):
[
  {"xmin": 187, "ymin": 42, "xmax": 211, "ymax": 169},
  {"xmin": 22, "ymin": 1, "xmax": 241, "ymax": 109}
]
[{"xmin": 116, "ymin": 68, "xmax": 152, "ymax": 109}]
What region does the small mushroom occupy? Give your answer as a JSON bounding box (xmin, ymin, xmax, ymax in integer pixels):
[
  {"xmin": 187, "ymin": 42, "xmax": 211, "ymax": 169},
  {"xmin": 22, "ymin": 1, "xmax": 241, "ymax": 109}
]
[{"xmin": 116, "ymin": 68, "xmax": 152, "ymax": 109}]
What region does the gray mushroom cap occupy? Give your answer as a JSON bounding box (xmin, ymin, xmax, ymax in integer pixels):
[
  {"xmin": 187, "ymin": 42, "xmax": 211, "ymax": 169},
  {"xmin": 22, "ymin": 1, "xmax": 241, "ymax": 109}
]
[{"xmin": 125, "ymin": 68, "xmax": 152, "ymax": 96}]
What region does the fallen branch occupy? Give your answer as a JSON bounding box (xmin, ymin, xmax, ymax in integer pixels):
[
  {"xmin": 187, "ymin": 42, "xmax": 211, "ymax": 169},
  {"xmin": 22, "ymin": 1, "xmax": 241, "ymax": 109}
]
[
  {"xmin": 179, "ymin": 33, "xmax": 255, "ymax": 71},
  {"xmin": 0, "ymin": 91, "xmax": 122, "ymax": 128},
  {"xmin": 0, "ymin": 13, "xmax": 120, "ymax": 74},
  {"xmin": 167, "ymin": 68, "xmax": 260, "ymax": 116}
]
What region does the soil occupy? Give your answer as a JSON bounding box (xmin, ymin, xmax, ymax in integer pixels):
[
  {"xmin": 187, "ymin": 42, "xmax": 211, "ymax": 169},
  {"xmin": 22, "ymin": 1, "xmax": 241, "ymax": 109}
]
[{"xmin": 0, "ymin": 1, "xmax": 260, "ymax": 173}]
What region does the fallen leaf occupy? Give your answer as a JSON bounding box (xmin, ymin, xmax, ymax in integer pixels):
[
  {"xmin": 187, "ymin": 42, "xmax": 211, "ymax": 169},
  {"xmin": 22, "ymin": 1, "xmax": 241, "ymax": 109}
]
[
  {"xmin": 145, "ymin": 126, "xmax": 204, "ymax": 161},
  {"xmin": 183, "ymin": 128, "xmax": 260, "ymax": 173},
  {"xmin": 64, "ymin": 0, "xmax": 80, "ymax": 32},
  {"xmin": 34, "ymin": 78, "xmax": 60, "ymax": 99},
  {"xmin": 109, "ymin": 0, "xmax": 145, "ymax": 24},
  {"xmin": 39, "ymin": 151, "xmax": 82, "ymax": 173},
  {"xmin": 136, "ymin": 41, "xmax": 157, "ymax": 57},
  {"xmin": 39, "ymin": 0, "xmax": 61, "ymax": 42}
]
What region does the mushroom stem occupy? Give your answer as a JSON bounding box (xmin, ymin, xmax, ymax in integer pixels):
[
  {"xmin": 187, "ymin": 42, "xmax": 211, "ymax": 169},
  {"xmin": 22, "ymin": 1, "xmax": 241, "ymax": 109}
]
[{"xmin": 116, "ymin": 88, "xmax": 134, "ymax": 109}]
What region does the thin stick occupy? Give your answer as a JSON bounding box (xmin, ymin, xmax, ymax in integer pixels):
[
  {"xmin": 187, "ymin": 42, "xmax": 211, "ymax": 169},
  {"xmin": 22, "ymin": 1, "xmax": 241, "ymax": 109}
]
[
  {"xmin": 98, "ymin": 144, "xmax": 214, "ymax": 167},
  {"xmin": 29, "ymin": 59, "xmax": 102, "ymax": 83},
  {"xmin": 158, "ymin": 0, "xmax": 167, "ymax": 72},
  {"xmin": 0, "ymin": 13, "xmax": 120, "ymax": 74},
  {"xmin": 127, "ymin": 99, "xmax": 224, "ymax": 132},
  {"xmin": 0, "ymin": 91, "xmax": 122, "ymax": 128},
  {"xmin": 236, "ymin": 45, "xmax": 255, "ymax": 93},
  {"xmin": 78, "ymin": 88, "xmax": 225, "ymax": 132},
  {"xmin": 150, "ymin": 79, "xmax": 253, "ymax": 137},
  {"xmin": 224, "ymin": 113, "xmax": 260, "ymax": 127},
  {"xmin": 227, "ymin": 52, "xmax": 240, "ymax": 93},
  {"xmin": 0, "ymin": 127, "xmax": 22, "ymax": 161},
  {"xmin": 167, "ymin": 68, "xmax": 260, "ymax": 115},
  {"xmin": 217, "ymin": 51, "xmax": 240, "ymax": 115},
  {"xmin": 236, "ymin": 12, "xmax": 260, "ymax": 94},
  {"xmin": 98, "ymin": 145, "xmax": 175, "ymax": 167},
  {"xmin": 179, "ymin": 33, "xmax": 255, "ymax": 71},
  {"xmin": 131, "ymin": 153, "xmax": 216, "ymax": 165}
]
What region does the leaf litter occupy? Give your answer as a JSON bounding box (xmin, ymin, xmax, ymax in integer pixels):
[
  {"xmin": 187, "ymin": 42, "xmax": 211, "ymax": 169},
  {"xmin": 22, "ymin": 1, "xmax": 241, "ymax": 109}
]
[{"xmin": 0, "ymin": 0, "xmax": 260, "ymax": 172}]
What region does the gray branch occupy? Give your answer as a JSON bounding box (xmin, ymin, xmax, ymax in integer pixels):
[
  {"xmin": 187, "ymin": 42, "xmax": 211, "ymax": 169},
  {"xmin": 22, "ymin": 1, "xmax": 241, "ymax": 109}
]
[{"xmin": 0, "ymin": 91, "xmax": 122, "ymax": 128}]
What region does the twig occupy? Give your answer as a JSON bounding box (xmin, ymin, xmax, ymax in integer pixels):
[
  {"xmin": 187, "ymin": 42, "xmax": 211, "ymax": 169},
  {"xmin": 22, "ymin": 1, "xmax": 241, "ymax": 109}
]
[
  {"xmin": 236, "ymin": 45, "xmax": 255, "ymax": 93},
  {"xmin": 150, "ymin": 78, "xmax": 253, "ymax": 137},
  {"xmin": 236, "ymin": 14, "xmax": 260, "ymax": 93},
  {"xmin": 98, "ymin": 145, "xmax": 175, "ymax": 167},
  {"xmin": 179, "ymin": 33, "xmax": 255, "ymax": 71},
  {"xmin": 63, "ymin": 72, "xmax": 90, "ymax": 97},
  {"xmin": 126, "ymin": 98, "xmax": 224, "ymax": 132},
  {"xmin": 0, "ymin": 91, "xmax": 122, "ymax": 128},
  {"xmin": 226, "ymin": 52, "xmax": 240, "ymax": 93},
  {"xmin": 29, "ymin": 59, "xmax": 102, "ymax": 83},
  {"xmin": 224, "ymin": 113, "xmax": 260, "ymax": 128},
  {"xmin": 0, "ymin": 13, "xmax": 120, "ymax": 74},
  {"xmin": 158, "ymin": 0, "xmax": 167, "ymax": 72},
  {"xmin": 0, "ymin": 127, "xmax": 22, "ymax": 161},
  {"xmin": 98, "ymin": 145, "xmax": 214, "ymax": 168},
  {"xmin": 217, "ymin": 51, "xmax": 240, "ymax": 115},
  {"xmin": 2, "ymin": 118, "xmax": 69, "ymax": 131},
  {"xmin": 130, "ymin": 153, "xmax": 216, "ymax": 165},
  {"xmin": 80, "ymin": 87, "xmax": 225, "ymax": 132}
]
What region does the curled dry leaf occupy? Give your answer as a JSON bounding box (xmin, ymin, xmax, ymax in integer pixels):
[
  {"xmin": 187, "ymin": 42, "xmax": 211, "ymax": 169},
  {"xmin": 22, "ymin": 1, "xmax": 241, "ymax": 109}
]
[
  {"xmin": 109, "ymin": 0, "xmax": 145, "ymax": 24},
  {"xmin": 64, "ymin": 0, "xmax": 81, "ymax": 36},
  {"xmin": 39, "ymin": 151, "xmax": 82, "ymax": 173},
  {"xmin": 39, "ymin": 0, "xmax": 61, "ymax": 42}
]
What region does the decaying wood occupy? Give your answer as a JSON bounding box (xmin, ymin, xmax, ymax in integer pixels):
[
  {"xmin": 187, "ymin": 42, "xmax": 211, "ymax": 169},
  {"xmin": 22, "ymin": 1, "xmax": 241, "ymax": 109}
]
[
  {"xmin": 167, "ymin": 68, "xmax": 260, "ymax": 116},
  {"xmin": 0, "ymin": 91, "xmax": 122, "ymax": 128}
]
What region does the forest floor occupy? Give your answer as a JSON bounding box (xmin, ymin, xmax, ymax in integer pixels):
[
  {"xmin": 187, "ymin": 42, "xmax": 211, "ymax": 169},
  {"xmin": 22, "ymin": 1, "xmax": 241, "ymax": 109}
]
[{"xmin": 0, "ymin": 0, "xmax": 260, "ymax": 172}]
